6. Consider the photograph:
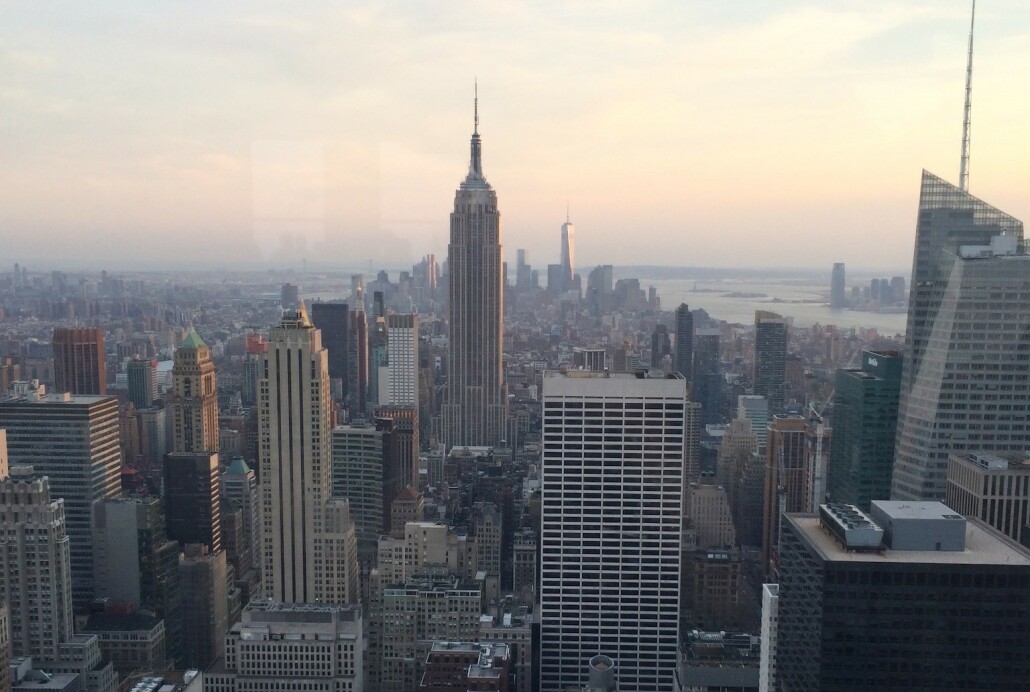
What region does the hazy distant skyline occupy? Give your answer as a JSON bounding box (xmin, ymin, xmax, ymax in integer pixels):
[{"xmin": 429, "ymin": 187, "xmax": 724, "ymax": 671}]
[{"xmin": 2, "ymin": 1, "xmax": 1028, "ymax": 271}]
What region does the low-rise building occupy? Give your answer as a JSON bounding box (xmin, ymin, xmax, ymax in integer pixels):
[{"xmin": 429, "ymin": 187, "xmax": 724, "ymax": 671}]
[
  {"xmin": 419, "ymin": 641, "xmax": 510, "ymax": 692},
  {"xmin": 946, "ymin": 452, "xmax": 1030, "ymax": 543}
]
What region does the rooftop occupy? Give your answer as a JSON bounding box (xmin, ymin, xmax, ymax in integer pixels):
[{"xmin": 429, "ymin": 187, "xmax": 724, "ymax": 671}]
[
  {"xmin": 788, "ymin": 514, "xmax": 1030, "ymax": 566},
  {"xmin": 83, "ymin": 612, "xmax": 163, "ymax": 633},
  {"xmin": 179, "ymin": 329, "xmax": 207, "ymax": 350}
]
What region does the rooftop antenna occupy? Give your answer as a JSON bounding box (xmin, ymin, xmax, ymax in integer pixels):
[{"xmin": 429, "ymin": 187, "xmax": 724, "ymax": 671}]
[
  {"xmin": 566, "ymin": 201, "xmax": 570, "ymax": 224},
  {"xmin": 474, "ymin": 78, "xmax": 479, "ymax": 134},
  {"xmin": 959, "ymin": 0, "xmax": 976, "ymax": 192}
]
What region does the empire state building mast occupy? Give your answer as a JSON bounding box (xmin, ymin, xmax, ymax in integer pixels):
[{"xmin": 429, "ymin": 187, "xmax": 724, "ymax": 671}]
[{"xmin": 443, "ymin": 83, "xmax": 508, "ymax": 447}]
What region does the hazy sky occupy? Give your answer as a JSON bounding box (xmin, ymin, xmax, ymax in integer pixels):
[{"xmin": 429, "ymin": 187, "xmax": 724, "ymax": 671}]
[{"xmin": 2, "ymin": 1, "xmax": 1028, "ymax": 272}]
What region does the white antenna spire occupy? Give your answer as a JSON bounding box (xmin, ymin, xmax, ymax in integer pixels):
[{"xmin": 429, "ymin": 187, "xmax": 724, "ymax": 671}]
[{"xmin": 959, "ymin": 0, "xmax": 976, "ymax": 192}]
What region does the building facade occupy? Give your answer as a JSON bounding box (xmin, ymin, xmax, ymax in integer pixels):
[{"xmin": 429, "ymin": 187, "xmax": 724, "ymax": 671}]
[
  {"xmin": 443, "ymin": 99, "xmax": 507, "ymax": 448},
  {"xmin": 540, "ymin": 371, "xmax": 686, "ymax": 691},
  {"xmin": 753, "ymin": 311, "xmax": 787, "ymax": 415},
  {"xmin": 946, "ymin": 452, "xmax": 1030, "ymax": 544},
  {"xmin": 53, "ymin": 328, "xmax": 106, "ymax": 395},
  {"xmin": 893, "ymin": 171, "xmax": 1025, "ymax": 501},
  {"xmin": 164, "ymin": 451, "xmax": 222, "ymax": 553},
  {"xmin": 170, "ymin": 330, "xmax": 219, "ymax": 454}
]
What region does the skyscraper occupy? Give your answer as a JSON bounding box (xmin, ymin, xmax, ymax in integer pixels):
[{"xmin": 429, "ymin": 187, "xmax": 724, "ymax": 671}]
[
  {"xmin": 0, "ymin": 389, "xmax": 121, "ymax": 609},
  {"xmin": 777, "ymin": 502, "xmax": 1030, "ymax": 690},
  {"xmin": 829, "ymin": 263, "xmax": 846, "ymax": 308},
  {"xmin": 560, "ymin": 209, "xmax": 575, "ymax": 293},
  {"xmin": 892, "ymin": 172, "xmax": 1026, "ymax": 501},
  {"xmin": 754, "ymin": 311, "xmax": 787, "ymax": 414},
  {"xmin": 164, "ymin": 451, "xmax": 222, "ymax": 553},
  {"xmin": 331, "ymin": 422, "xmax": 387, "ymax": 559},
  {"xmin": 540, "ymin": 371, "xmax": 686, "ymax": 692},
  {"xmin": 221, "ymin": 458, "xmax": 261, "ymax": 581},
  {"xmin": 650, "ymin": 323, "xmax": 671, "ymax": 369},
  {"xmin": 259, "ymin": 305, "xmax": 358, "ymax": 604},
  {"xmin": 126, "ymin": 357, "xmax": 157, "ymax": 410},
  {"xmin": 53, "ymin": 327, "xmax": 106, "ymax": 395},
  {"xmin": 692, "ymin": 328, "xmax": 722, "ymax": 425},
  {"xmin": 384, "ymin": 313, "xmax": 418, "ymax": 406},
  {"xmin": 443, "ymin": 89, "xmax": 507, "ymax": 448},
  {"xmin": 761, "ymin": 415, "xmax": 807, "ymax": 580},
  {"xmin": 171, "ymin": 329, "xmax": 219, "ymax": 454},
  {"xmin": 674, "ymin": 303, "xmax": 694, "ymax": 379},
  {"xmin": 827, "ymin": 350, "xmax": 901, "ymax": 510},
  {"xmin": 348, "ymin": 307, "xmax": 368, "ymax": 415},
  {"xmin": 0, "ymin": 466, "xmax": 74, "ymax": 660},
  {"xmin": 310, "ymin": 302, "xmax": 349, "ymax": 400}
]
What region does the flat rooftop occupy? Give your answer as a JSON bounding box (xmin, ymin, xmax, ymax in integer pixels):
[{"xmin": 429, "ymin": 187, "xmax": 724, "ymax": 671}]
[
  {"xmin": 788, "ymin": 514, "xmax": 1030, "ymax": 566},
  {"xmin": 871, "ymin": 500, "xmax": 962, "ymax": 522}
]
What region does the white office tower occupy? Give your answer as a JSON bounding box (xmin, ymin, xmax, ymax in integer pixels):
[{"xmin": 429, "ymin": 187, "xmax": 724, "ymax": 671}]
[
  {"xmin": 384, "ymin": 314, "xmax": 418, "ymax": 406},
  {"xmin": 259, "ymin": 305, "xmax": 358, "ymax": 604},
  {"xmin": 759, "ymin": 583, "xmax": 779, "ymax": 692},
  {"xmin": 203, "ymin": 599, "xmax": 363, "ymax": 692},
  {"xmin": 540, "ymin": 371, "xmax": 687, "ymax": 691}
]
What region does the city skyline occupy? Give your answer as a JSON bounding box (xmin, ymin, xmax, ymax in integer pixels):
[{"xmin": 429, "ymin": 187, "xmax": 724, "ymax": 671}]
[{"xmin": 3, "ymin": 2, "xmax": 1029, "ymax": 270}]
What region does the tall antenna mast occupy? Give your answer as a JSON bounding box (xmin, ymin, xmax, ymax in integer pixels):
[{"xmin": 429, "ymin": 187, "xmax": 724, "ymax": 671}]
[
  {"xmin": 959, "ymin": 0, "xmax": 976, "ymax": 192},
  {"xmin": 474, "ymin": 78, "xmax": 479, "ymax": 134}
]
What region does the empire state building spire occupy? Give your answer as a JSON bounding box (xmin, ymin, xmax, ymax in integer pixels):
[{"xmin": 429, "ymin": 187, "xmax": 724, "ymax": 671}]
[{"xmin": 467, "ymin": 81, "xmax": 485, "ymax": 183}]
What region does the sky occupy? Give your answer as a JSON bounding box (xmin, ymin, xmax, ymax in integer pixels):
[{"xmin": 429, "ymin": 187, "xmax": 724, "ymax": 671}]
[{"xmin": 1, "ymin": 1, "xmax": 1029, "ymax": 273}]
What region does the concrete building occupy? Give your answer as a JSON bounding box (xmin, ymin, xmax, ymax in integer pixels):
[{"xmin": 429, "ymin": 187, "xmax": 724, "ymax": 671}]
[
  {"xmin": 419, "ymin": 641, "xmax": 510, "ymax": 692},
  {"xmin": 170, "ymin": 330, "xmax": 219, "ymax": 454},
  {"xmin": 692, "ymin": 328, "xmax": 723, "ymax": 426},
  {"xmin": 81, "ymin": 613, "xmax": 166, "ymax": 680},
  {"xmin": 0, "ymin": 467, "xmax": 73, "ymax": 660},
  {"xmin": 827, "ymin": 350, "xmax": 902, "ymax": 510},
  {"xmin": 0, "ymin": 390, "xmax": 121, "ymax": 609},
  {"xmin": 260, "ymin": 305, "xmax": 358, "ymax": 604},
  {"xmin": 479, "ymin": 601, "xmax": 533, "ymax": 692},
  {"xmin": 220, "ymin": 459, "xmax": 260, "ymax": 584},
  {"xmin": 0, "ymin": 602, "xmax": 9, "ymax": 692},
  {"xmin": 511, "ymin": 529, "xmax": 536, "ymax": 606},
  {"xmin": 443, "ymin": 96, "xmax": 507, "ymax": 448},
  {"xmin": 53, "ymin": 328, "xmax": 106, "ymax": 396},
  {"xmin": 310, "ymin": 302, "xmax": 350, "ymax": 400},
  {"xmin": 541, "ymin": 371, "xmax": 686, "ymax": 691},
  {"xmin": 682, "ymin": 548, "xmax": 744, "ymax": 630},
  {"xmin": 474, "ymin": 501, "xmax": 503, "ymax": 579},
  {"xmin": 164, "ymin": 451, "xmax": 222, "ymax": 553},
  {"xmin": 204, "ymin": 599, "xmax": 363, "ymax": 692},
  {"xmin": 371, "ymin": 574, "xmax": 483, "ymax": 692},
  {"xmin": 674, "ymin": 303, "xmax": 694, "ymax": 381},
  {"xmin": 736, "ymin": 396, "xmax": 768, "ymax": 452},
  {"xmin": 686, "ymin": 483, "xmax": 736, "ymax": 550},
  {"xmin": 390, "ymin": 486, "xmax": 424, "ymax": 536},
  {"xmin": 894, "ymin": 172, "xmax": 1026, "ymax": 501},
  {"xmin": 777, "ymin": 502, "xmax": 1030, "ymax": 690},
  {"xmin": 946, "ymin": 452, "xmax": 1030, "ymax": 543}
]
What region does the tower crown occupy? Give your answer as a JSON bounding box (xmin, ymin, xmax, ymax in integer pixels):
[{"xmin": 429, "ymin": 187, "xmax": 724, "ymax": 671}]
[{"xmin": 461, "ymin": 81, "xmax": 491, "ymax": 191}]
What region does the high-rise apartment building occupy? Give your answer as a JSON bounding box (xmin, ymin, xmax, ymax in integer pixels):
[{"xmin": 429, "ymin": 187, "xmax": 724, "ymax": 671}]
[
  {"xmin": 0, "ymin": 467, "xmax": 74, "ymax": 660},
  {"xmin": 53, "ymin": 328, "xmax": 107, "ymax": 395},
  {"xmin": 753, "ymin": 311, "xmax": 787, "ymax": 414},
  {"xmin": 204, "ymin": 600, "xmax": 363, "ymax": 692},
  {"xmin": 126, "ymin": 358, "xmax": 158, "ymax": 410},
  {"xmin": 674, "ymin": 303, "xmax": 694, "ymax": 380},
  {"xmin": 540, "ymin": 371, "xmax": 686, "ymax": 691},
  {"xmin": 761, "ymin": 415, "xmax": 807, "ymax": 579},
  {"xmin": 777, "ymin": 502, "xmax": 1030, "ymax": 690},
  {"xmin": 375, "ymin": 405, "xmax": 419, "ymax": 516},
  {"xmin": 692, "ymin": 328, "xmax": 722, "ymax": 425},
  {"xmin": 893, "ymin": 171, "xmax": 1025, "ymax": 501},
  {"xmin": 348, "ymin": 307, "xmax": 368, "ymax": 415},
  {"xmin": 259, "ymin": 305, "xmax": 358, "ymax": 604},
  {"xmin": 650, "ymin": 324, "xmax": 671, "ymax": 369},
  {"xmin": 737, "ymin": 395, "xmax": 769, "ymax": 452},
  {"xmin": 827, "ymin": 350, "xmax": 901, "ymax": 510},
  {"xmin": 560, "ymin": 212, "xmax": 575, "ymax": 293},
  {"xmin": 829, "ymin": 263, "xmax": 846, "ymax": 308},
  {"xmin": 443, "ymin": 96, "xmax": 507, "ymax": 448},
  {"xmin": 164, "ymin": 451, "xmax": 222, "ymax": 553},
  {"xmin": 170, "ymin": 329, "xmax": 219, "ymax": 454},
  {"xmin": 310, "ymin": 302, "xmax": 349, "ymax": 399},
  {"xmin": 0, "ymin": 390, "xmax": 121, "ymax": 609},
  {"xmin": 279, "ymin": 283, "xmax": 299, "ymax": 309}
]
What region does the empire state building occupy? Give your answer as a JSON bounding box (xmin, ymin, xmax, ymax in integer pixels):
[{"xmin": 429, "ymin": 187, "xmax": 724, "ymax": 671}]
[{"xmin": 444, "ymin": 90, "xmax": 507, "ymax": 447}]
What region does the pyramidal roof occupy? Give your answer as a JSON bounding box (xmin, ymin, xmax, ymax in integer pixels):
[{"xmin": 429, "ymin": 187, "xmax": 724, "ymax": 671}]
[
  {"xmin": 226, "ymin": 458, "xmax": 252, "ymax": 475},
  {"xmin": 179, "ymin": 329, "xmax": 207, "ymax": 350}
]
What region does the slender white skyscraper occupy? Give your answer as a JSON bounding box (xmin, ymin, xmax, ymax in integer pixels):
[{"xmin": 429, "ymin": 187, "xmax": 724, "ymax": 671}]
[
  {"xmin": 540, "ymin": 370, "xmax": 686, "ymax": 692},
  {"xmin": 259, "ymin": 305, "xmax": 358, "ymax": 604},
  {"xmin": 444, "ymin": 86, "xmax": 507, "ymax": 447},
  {"xmin": 384, "ymin": 313, "xmax": 418, "ymax": 406},
  {"xmin": 560, "ymin": 207, "xmax": 574, "ymax": 293}
]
